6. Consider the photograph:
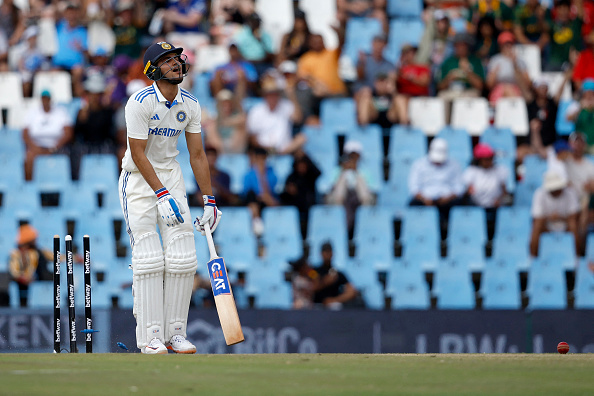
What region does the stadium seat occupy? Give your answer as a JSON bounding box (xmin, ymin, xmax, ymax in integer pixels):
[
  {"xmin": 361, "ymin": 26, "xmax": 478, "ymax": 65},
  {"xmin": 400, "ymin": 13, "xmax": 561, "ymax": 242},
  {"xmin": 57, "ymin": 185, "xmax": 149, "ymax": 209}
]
[
  {"xmin": 495, "ymin": 206, "xmax": 532, "ymax": 240},
  {"xmin": 494, "ymin": 97, "xmax": 529, "ymax": 136},
  {"xmin": 79, "ymin": 154, "xmax": 119, "ymax": 193},
  {"xmin": 480, "ymin": 258, "xmax": 521, "ymax": 309},
  {"xmin": 513, "ymin": 181, "xmax": 539, "ymax": 207},
  {"xmin": 527, "ymin": 265, "xmax": 567, "ymax": 310},
  {"xmin": 585, "ymin": 233, "xmax": 594, "ymax": 260},
  {"xmin": 409, "ymin": 97, "xmax": 446, "ymax": 136},
  {"xmin": 8, "ymin": 282, "xmax": 20, "ymax": 308},
  {"xmin": 388, "ymin": 125, "xmax": 426, "ymax": 163},
  {"xmin": 33, "ymin": 71, "xmax": 73, "ymax": 103},
  {"xmin": 388, "ymin": 155, "xmax": 415, "ymax": 186},
  {"xmin": 448, "ymin": 206, "xmax": 487, "ymax": 245},
  {"xmin": 450, "ymin": 97, "xmax": 489, "ymax": 136},
  {"xmin": 192, "ymin": 72, "xmax": 212, "ymax": 103},
  {"xmin": 401, "ymin": 206, "xmax": 440, "ymax": 244},
  {"xmin": 343, "ymin": 17, "xmax": 383, "ymax": 64},
  {"xmin": 538, "ymin": 232, "xmax": 577, "ymax": 270},
  {"xmin": 387, "ymin": 0, "xmax": 423, "ymax": 18},
  {"xmin": 32, "ymin": 154, "xmax": 72, "ymax": 193},
  {"xmin": 377, "ymin": 179, "xmax": 410, "ymax": 219},
  {"xmin": 0, "ymin": 214, "xmax": 19, "ymax": 272},
  {"xmin": 268, "ymin": 155, "xmax": 294, "ymax": 193},
  {"xmin": 346, "ymin": 125, "xmax": 383, "ymax": 191},
  {"xmin": 78, "ymin": 211, "xmax": 118, "ymax": 260},
  {"xmin": 385, "ymin": 19, "xmax": 424, "ymax": 64},
  {"xmin": 492, "ymin": 234, "xmax": 531, "ymax": 271},
  {"xmin": 118, "ymin": 285, "xmax": 134, "ymax": 309},
  {"xmin": 434, "ymin": 259, "xmax": 475, "ymax": 309},
  {"xmin": 0, "ymin": 72, "xmax": 23, "ymax": 107},
  {"xmin": 28, "ymin": 281, "xmax": 54, "ymax": 308},
  {"xmin": 0, "ymin": 150, "xmax": 25, "ymax": 189},
  {"xmin": 262, "ymin": 206, "xmax": 303, "ymax": 261},
  {"xmin": 178, "ymin": 159, "xmax": 198, "ymax": 194},
  {"xmin": 436, "ymin": 127, "xmax": 472, "ymax": 166},
  {"xmin": 30, "ymin": 208, "xmax": 68, "ymax": 252},
  {"xmin": 216, "ymin": 153, "xmax": 250, "ymax": 194},
  {"xmin": 214, "ymin": 207, "xmax": 256, "ymax": 271},
  {"xmin": 401, "ymin": 235, "xmax": 440, "ymax": 271},
  {"xmin": 254, "ymin": 282, "xmax": 293, "ymax": 309},
  {"xmin": 514, "ymin": 44, "xmax": 541, "ymax": 80},
  {"xmin": 353, "ymin": 206, "xmax": 393, "ymax": 243},
  {"xmin": 2, "ymin": 183, "xmax": 42, "ymax": 222},
  {"xmin": 480, "ymin": 127, "xmax": 516, "ymax": 161},
  {"xmin": 447, "ymin": 238, "xmax": 486, "ymax": 272},
  {"xmin": 320, "ymin": 98, "xmax": 358, "ymax": 133},
  {"xmin": 0, "ymin": 128, "xmax": 25, "ymax": 159},
  {"xmin": 555, "ymin": 100, "xmax": 576, "ymax": 136},
  {"xmin": 343, "ymin": 258, "xmax": 383, "ymax": 299},
  {"xmin": 246, "ymin": 257, "xmax": 290, "ymax": 294},
  {"xmin": 308, "ymin": 234, "xmax": 349, "ymax": 269},
  {"xmin": 303, "ymin": 125, "xmax": 339, "ymax": 194},
  {"xmin": 6, "ymin": 97, "xmax": 40, "ymax": 129},
  {"xmin": 387, "ymin": 260, "xmax": 430, "ymax": 309},
  {"xmin": 522, "ymin": 155, "xmax": 547, "ymax": 186},
  {"xmin": 195, "ymin": 45, "xmax": 230, "ymax": 73},
  {"xmin": 574, "ymin": 259, "xmax": 594, "ymax": 309},
  {"xmin": 255, "ymin": 0, "xmax": 294, "ymax": 52}
]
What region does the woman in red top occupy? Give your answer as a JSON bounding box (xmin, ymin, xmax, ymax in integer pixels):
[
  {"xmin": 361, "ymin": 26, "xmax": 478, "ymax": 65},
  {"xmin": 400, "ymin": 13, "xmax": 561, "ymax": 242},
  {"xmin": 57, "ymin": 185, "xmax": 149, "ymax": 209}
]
[
  {"xmin": 394, "ymin": 45, "xmax": 431, "ymax": 124},
  {"xmin": 573, "ymin": 30, "xmax": 594, "ymax": 88}
]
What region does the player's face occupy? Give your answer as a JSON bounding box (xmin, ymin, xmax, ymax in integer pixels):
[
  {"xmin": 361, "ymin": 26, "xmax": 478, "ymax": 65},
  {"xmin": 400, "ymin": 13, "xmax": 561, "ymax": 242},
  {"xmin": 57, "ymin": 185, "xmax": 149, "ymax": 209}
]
[{"xmin": 158, "ymin": 54, "xmax": 184, "ymax": 84}]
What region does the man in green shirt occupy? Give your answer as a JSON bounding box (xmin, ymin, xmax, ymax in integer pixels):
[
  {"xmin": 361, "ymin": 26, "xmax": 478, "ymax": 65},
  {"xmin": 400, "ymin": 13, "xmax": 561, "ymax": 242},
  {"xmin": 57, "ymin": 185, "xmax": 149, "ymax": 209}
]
[
  {"xmin": 568, "ymin": 79, "xmax": 594, "ymax": 149},
  {"xmin": 437, "ymin": 33, "xmax": 485, "ymax": 96},
  {"xmin": 514, "ymin": 0, "xmax": 552, "ymax": 50},
  {"xmin": 548, "ymin": 0, "xmax": 584, "ymax": 71}
]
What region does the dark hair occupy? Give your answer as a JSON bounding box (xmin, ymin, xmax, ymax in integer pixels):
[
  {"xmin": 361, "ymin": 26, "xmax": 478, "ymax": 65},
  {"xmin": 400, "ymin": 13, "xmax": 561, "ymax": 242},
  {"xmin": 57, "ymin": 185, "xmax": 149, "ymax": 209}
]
[
  {"xmin": 475, "ymin": 16, "xmax": 499, "ymax": 43},
  {"xmin": 555, "ymin": 0, "xmax": 571, "ymax": 7}
]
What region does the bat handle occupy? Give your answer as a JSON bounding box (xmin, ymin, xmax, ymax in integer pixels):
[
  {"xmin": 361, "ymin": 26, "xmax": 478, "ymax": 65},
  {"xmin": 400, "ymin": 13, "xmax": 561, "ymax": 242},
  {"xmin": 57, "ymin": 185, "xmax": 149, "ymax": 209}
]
[{"xmin": 203, "ymin": 222, "xmax": 218, "ymax": 260}]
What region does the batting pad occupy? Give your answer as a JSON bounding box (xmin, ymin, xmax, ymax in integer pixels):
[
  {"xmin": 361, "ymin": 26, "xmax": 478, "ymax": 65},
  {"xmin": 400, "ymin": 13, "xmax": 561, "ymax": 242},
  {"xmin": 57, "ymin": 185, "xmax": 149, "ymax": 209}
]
[
  {"xmin": 163, "ymin": 232, "xmax": 198, "ymax": 341},
  {"xmin": 132, "ymin": 232, "xmax": 165, "ymax": 348}
]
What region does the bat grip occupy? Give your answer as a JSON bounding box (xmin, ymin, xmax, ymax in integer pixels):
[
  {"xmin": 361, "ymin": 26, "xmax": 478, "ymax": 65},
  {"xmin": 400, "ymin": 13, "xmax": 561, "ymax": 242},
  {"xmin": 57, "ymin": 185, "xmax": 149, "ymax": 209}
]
[{"xmin": 204, "ymin": 222, "xmax": 218, "ymax": 260}]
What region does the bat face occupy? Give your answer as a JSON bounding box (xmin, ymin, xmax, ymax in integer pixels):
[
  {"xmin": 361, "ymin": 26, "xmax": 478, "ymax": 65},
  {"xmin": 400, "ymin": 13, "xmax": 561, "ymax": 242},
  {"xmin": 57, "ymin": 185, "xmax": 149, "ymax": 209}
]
[{"xmin": 207, "ymin": 257, "xmax": 231, "ymax": 296}]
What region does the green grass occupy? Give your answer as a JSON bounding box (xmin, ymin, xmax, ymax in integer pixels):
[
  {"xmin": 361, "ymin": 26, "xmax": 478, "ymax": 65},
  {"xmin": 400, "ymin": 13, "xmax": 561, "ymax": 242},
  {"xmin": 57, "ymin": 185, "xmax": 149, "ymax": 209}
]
[{"xmin": 0, "ymin": 354, "xmax": 593, "ymax": 395}]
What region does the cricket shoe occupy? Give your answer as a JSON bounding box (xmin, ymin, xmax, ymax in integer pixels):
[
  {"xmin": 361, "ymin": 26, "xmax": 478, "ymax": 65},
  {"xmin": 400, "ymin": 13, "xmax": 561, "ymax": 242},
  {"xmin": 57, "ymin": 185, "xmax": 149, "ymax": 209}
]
[
  {"xmin": 141, "ymin": 338, "xmax": 168, "ymax": 354},
  {"xmin": 167, "ymin": 335, "xmax": 196, "ymax": 354}
]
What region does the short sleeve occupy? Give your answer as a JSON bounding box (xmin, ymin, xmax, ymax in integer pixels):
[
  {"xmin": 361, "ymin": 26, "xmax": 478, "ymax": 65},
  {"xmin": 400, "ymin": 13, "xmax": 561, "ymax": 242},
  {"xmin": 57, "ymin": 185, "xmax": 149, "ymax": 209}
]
[
  {"xmin": 125, "ymin": 98, "xmax": 151, "ymax": 140},
  {"xmin": 246, "ymin": 106, "xmax": 259, "ymax": 135},
  {"xmin": 185, "ymin": 102, "xmax": 202, "ymax": 134},
  {"xmin": 531, "ymin": 188, "xmax": 545, "ymax": 218},
  {"xmin": 463, "ymin": 167, "xmax": 476, "ymax": 187}
]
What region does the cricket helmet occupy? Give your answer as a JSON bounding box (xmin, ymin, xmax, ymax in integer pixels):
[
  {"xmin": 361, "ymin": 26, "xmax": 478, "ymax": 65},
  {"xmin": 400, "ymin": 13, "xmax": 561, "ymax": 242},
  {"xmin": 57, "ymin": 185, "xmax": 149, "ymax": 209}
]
[{"xmin": 143, "ymin": 41, "xmax": 190, "ymax": 83}]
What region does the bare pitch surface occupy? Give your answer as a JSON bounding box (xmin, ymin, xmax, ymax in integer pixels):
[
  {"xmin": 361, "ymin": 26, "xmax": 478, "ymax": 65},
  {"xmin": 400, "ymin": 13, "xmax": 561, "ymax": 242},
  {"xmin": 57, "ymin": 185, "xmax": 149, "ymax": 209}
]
[{"xmin": 1, "ymin": 354, "xmax": 593, "ymax": 395}]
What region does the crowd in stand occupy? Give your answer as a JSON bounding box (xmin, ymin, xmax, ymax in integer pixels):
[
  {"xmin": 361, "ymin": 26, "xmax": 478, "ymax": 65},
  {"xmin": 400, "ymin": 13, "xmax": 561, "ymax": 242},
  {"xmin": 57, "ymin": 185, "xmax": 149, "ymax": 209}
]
[{"xmin": 4, "ymin": 0, "xmax": 594, "ymax": 310}]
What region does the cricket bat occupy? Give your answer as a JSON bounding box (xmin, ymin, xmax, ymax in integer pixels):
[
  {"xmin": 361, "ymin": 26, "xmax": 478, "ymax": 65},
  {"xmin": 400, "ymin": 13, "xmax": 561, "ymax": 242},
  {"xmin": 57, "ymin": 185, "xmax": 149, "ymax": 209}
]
[{"xmin": 204, "ymin": 224, "xmax": 245, "ymax": 345}]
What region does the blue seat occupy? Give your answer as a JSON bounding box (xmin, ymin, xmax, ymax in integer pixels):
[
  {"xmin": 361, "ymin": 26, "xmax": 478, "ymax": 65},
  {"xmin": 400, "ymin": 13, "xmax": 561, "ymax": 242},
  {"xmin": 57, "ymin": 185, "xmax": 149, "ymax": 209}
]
[
  {"xmin": 0, "ymin": 151, "xmax": 25, "ymax": 189},
  {"xmin": 387, "ymin": 260, "xmax": 430, "ymax": 309},
  {"xmin": 320, "ymin": 98, "xmax": 357, "ymax": 133},
  {"xmin": 2, "ymin": 183, "xmax": 43, "ymax": 222},
  {"xmin": 79, "ymin": 154, "xmax": 119, "ymax": 192},
  {"xmin": 522, "ymin": 155, "xmax": 547, "ymax": 186},
  {"xmin": 192, "ymin": 71, "xmax": 212, "ymax": 103},
  {"xmin": 353, "ymin": 206, "xmax": 393, "ymax": 243},
  {"xmin": 178, "ymin": 159, "xmax": 198, "ymax": 194},
  {"xmin": 495, "ymin": 206, "xmax": 532, "ymax": 239},
  {"xmin": 343, "ymin": 258, "xmax": 385, "ymax": 309},
  {"xmin": 401, "ymin": 206, "xmax": 440, "ymax": 245},
  {"xmin": 436, "ymin": 127, "xmax": 472, "ymax": 166},
  {"xmin": 448, "ymin": 206, "xmax": 487, "ymax": 245},
  {"xmin": 574, "ymin": 259, "xmax": 594, "ymax": 309},
  {"xmin": 538, "ymin": 232, "xmax": 576, "ymax": 270},
  {"xmin": 28, "ymin": 281, "xmax": 54, "ymax": 308},
  {"xmin": 61, "ymin": 183, "xmax": 100, "ymax": 219},
  {"xmin": 527, "ymin": 271, "xmax": 567, "ymax": 310},
  {"xmin": 343, "ymin": 17, "xmax": 383, "ymax": 63},
  {"xmin": 0, "ymin": 211, "xmax": 20, "ymax": 267},
  {"xmin": 387, "ymin": 0, "xmax": 423, "ymax": 18},
  {"xmin": 30, "ymin": 208, "xmax": 68, "ymax": 252},
  {"xmin": 216, "ymin": 153, "xmax": 249, "ymax": 194},
  {"xmin": 480, "ymin": 127, "xmax": 516, "ymax": 161},
  {"xmin": 481, "ymin": 259, "xmax": 521, "ymax": 309},
  {"xmin": 118, "ymin": 285, "xmax": 134, "ymax": 309},
  {"xmin": 214, "ymin": 207, "xmax": 256, "ymax": 270},
  {"xmin": 8, "ymin": 281, "xmax": 20, "ymax": 308},
  {"xmin": 377, "ymin": 179, "xmax": 409, "ymax": 219},
  {"xmin": 402, "ymin": 235, "xmax": 440, "ymax": 271},
  {"xmin": 585, "ymin": 233, "xmax": 594, "ymax": 259},
  {"xmin": 388, "ymin": 155, "xmax": 415, "ymax": 186},
  {"xmin": 513, "ymin": 181, "xmax": 539, "ymax": 207},
  {"xmin": 78, "ymin": 212, "xmax": 117, "ymax": 260},
  {"xmin": 434, "ymin": 259, "xmax": 475, "ymax": 309},
  {"xmin": 492, "ymin": 234, "xmax": 531, "ymax": 271},
  {"xmin": 32, "ymin": 154, "xmax": 72, "ymax": 192},
  {"xmin": 303, "ymin": 126, "xmax": 339, "ymax": 194},
  {"xmin": 307, "ymin": 206, "xmax": 349, "ymax": 266},
  {"xmin": 268, "ymin": 155, "xmax": 293, "ymax": 193},
  {"xmin": 385, "ymin": 19, "xmax": 424, "ymax": 64},
  {"xmin": 246, "ymin": 257, "xmax": 289, "ymax": 294},
  {"xmin": 555, "ymin": 100, "xmax": 576, "ymax": 136},
  {"xmin": 254, "ymin": 282, "xmax": 292, "ymax": 309},
  {"xmin": 262, "ymin": 206, "xmax": 303, "ymax": 261},
  {"xmin": 345, "ymin": 125, "xmax": 384, "ymax": 190},
  {"xmin": 308, "ymin": 234, "xmax": 349, "ymax": 269},
  {"xmin": 388, "ymin": 125, "xmax": 426, "ymax": 163},
  {"xmin": 447, "ymin": 238, "xmax": 486, "ymax": 271}
]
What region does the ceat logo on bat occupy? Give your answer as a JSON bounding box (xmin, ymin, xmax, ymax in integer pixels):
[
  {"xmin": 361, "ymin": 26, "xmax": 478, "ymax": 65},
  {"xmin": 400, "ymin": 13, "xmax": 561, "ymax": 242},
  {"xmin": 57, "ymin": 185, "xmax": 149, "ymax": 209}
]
[{"xmin": 208, "ymin": 258, "xmax": 231, "ymax": 296}]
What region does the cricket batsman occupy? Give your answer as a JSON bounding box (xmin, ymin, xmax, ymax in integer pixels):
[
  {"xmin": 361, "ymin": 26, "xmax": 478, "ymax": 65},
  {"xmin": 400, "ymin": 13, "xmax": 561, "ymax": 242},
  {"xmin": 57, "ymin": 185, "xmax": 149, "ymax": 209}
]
[{"xmin": 118, "ymin": 41, "xmax": 222, "ymax": 354}]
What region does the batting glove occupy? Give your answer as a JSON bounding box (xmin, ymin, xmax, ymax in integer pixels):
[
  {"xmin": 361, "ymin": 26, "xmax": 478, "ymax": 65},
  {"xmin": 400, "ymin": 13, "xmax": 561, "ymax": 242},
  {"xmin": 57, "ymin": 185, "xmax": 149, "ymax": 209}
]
[
  {"xmin": 195, "ymin": 195, "xmax": 222, "ymax": 235},
  {"xmin": 155, "ymin": 187, "xmax": 185, "ymax": 227}
]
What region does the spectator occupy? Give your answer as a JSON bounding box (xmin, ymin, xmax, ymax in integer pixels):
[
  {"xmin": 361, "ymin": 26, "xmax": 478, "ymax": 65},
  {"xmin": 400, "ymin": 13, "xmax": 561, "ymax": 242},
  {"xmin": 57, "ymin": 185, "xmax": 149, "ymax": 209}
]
[
  {"xmin": 296, "ymin": 22, "xmax": 347, "ymax": 121},
  {"xmin": 290, "ymin": 257, "xmax": 316, "ymax": 309},
  {"xmin": 204, "ymin": 89, "xmax": 248, "ymax": 154},
  {"xmin": 105, "ymin": 55, "xmax": 133, "ymax": 110},
  {"xmin": 196, "ymin": 145, "xmax": 236, "ymax": 207},
  {"xmin": 232, "ymin": 12, "xmax": 274, "ymax": 76},
  {"xmin": 437, "ymin": 32, "xmax": 485, "ymax": 115},
  {"xmin": 486, "ymin": 32, "xmax": 532, "ymax": 104},
  {"xmin": 243, "ymin": 146, "xmax": 279, "ymax": 236},
  {"xmin": 16, "ymin": 26, "xmax": 44, "ymax": 98},
  {"xmin": 280, "ymin": 151, "xmax": 321, "ymax": 237},
  {"xmin": 467, "ymin": 0, "xmax": 515, "ymax": 34},
  {"xmin": 548, "ymin": 0, "xmax": 583, "ymax": 71},
  {"xmin": 8, "ymin": 224, "xmax": 52, "ymax": 307},
  {"xmin": 313, "ymin": 242, "xmax": 358, "ymax": 309},
  {"xmin": 354, "ymin": 34, "xmax": 394, "ymax": 93},
  {"xmin": 210, "ymin": 0, "xmax": 255, "ymax": 27},
  {"xmin": 0, "ymin": 28, "xmax": 6, "ymax": 72},
  {"xmin": 356, "ymin": 72, "xmax": 397, "ymax": 127},
  {"xmin": 416, "ymin": 10, "xmax": 454, "ymax": 72},
  {"xmin": 23, "ymin": 90, "xmax": 74, "ymax": 180},
  {"xmin": 513, "ymin": 0, "xmax": 551, "ymax": 51},
  {"xmin": 52, "ymin": 2, "xmax": 88, "ymax": 97},
  {"xmin": 112, "ymin": 0, "xmax": 145, "ymax": 59},
  {"xmin": 463, "ymin": 143, "xmax": 509, "ymax": 214},
  {"xmin": 564, "ymin": 132, "xmax": 594, "ymax": 249},
  {"xmin": 246, "ymin": 77, "xmax": 305, "ymax": 154},
  {"xmin": 161, "ymin": 0, "xmax": 207, "ymax": 34},
  {"xmin": 326, "ymin": 141, "xmax": 374, "ymax": 237},
  {"xmin": 530, "ymin": 169, "xmax": 580, "ymax": 257},
  {"xmin": 394, "ymin": 45, "xmax": 431, "ymax": 125},
  {"xmin": 210, "ymin": 43, "xmax": 257, "ymax": 98},
  {"xmin": 278, "ymin": 9, "xmax": 311, "ymax": 64},
  {"xmin": 409, "ymin": 138, "xmax": 465, "ymax": 228},
  {"xmin": 566, "ymin": 79, "xmax": 594, "ymax": 149},
  {"xmin": 474, "ymin": 16, "xmax": 500, "ymax": 67},
  {"xmin": 546, "ymin": 140, "xmax": 571, "ymax": 184},
  {"xmin": 573, "ymin": 30, "xmax": 594, "ymax": 87},
  {"xmin": 0, "ymin": 0, "xmax": 25, "ymax": 47}
]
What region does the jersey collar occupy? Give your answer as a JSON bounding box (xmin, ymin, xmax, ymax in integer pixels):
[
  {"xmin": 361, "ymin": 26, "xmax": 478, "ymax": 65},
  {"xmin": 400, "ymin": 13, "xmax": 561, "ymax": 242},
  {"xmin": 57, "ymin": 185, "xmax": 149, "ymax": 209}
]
[{"xmin": 153, "ymin": 82, "xmax": 184, "ymax": 107}]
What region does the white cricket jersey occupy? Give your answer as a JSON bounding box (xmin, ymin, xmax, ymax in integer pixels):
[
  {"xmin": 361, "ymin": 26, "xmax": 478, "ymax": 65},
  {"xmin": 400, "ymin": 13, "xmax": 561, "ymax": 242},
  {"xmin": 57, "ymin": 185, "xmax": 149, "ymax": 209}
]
[{"xmin": 121, "ymin": 82, "xmax": 201, "ymax": 172}]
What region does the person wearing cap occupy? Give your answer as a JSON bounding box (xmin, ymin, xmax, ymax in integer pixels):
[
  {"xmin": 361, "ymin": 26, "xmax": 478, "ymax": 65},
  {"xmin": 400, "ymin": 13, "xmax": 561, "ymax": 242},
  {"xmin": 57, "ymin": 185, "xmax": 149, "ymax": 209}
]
[
  {"xmin": 22, "ymin": 89, "xmax": 74, "ymax": 180},
  {"xmin": 210, "ymin": 43, "xmax": 258, "ymax": 99},
  {"xmin": 394, "ymin": 44, "xmax": 430, "ymax": 125},
  {"xmin": 463, "ymin": 143, "xmax": 509, "ymax": 211},
  {"xmin": 486, "ymin": 31, "xmax": 531, "ymax": 104},
  {"xmin": 8, "ymin": 224, "xmax": 52, "ymax": 307},
  {"xmin": 548, "ymin": 0, "xmax": 584, "ymax": 72},
  {"xmin": 530, "ymin": 169, "xmax": 580, "ymax": 257},
  {"xmin": 278, "ymin": 9, "xmax": 312, "ymax": 63},
  {"xmin": 246, "ymin": 76, "xmax": 305, "ymax": 154},
  {"xmin": 232, "ymin": 12, "xmax": 274, "ymax": 75},
  {"xmin": 119, "ymin": 41, "xmax": 222, "ymax": 354},
  {"xmin": 437, "ymin": 32, "xmax": 485, "ymax": 111},
  {"xmin": 513, "ymin": 0, "xmax": 552, "ymax": 50},
  {"xmin": 409, "ymin": 138, "xmax": 465, "ymax": 227},
  {"xmin": 204, "ymin": 88, "xmax": 247, "ymax": 154},
  {"xmin": 161, "ymin": 0, "xmax": 207, "ymax": 34},
  {"xmin": 567, "ymin": 79, "xmax": 594, "ymax": 148},
  {"xmin": 312, "ymin": 242, "xmax": 358, "ymax": 309},
  {"xmin": 327, "ymin": 140, "xmax": 374, "ymax": 237}
]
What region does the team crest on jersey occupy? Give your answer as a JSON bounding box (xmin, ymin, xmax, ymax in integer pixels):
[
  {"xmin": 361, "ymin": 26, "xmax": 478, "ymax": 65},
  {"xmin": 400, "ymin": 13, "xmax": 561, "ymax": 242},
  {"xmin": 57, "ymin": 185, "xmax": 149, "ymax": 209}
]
[
  {"xmin": 176, "ymin": 110, "xmax": 187, "ymax": 122},
  {"xmin": 159, "ymin": 42, "xmax": 172, "ymax": 50}
]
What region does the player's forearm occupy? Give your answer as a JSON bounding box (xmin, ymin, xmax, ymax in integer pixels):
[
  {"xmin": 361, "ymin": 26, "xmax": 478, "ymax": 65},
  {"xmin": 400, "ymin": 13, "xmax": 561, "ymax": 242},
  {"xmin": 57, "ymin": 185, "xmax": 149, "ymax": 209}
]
[
  {"xmin": 131, "ymin": 149, "xmax": 164, "ymax": 191},
  {"xmin": 190, "ymin": 153, "xmax": 213, "ymax": 196}
]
